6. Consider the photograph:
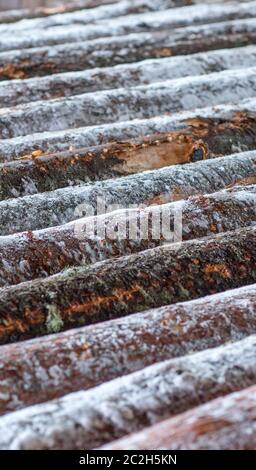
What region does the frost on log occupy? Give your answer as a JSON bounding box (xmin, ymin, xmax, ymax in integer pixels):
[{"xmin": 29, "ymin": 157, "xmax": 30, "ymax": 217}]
[{"xmin": 0, "ymin": 0, "xmax": 255, "ymax": 452}]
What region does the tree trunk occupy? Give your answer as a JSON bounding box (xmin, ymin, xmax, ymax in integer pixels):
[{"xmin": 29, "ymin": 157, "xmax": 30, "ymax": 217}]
[
  {"xmin": 0, "ymin": 284, "xmax": 255, "ymax": 415},
  {"xmin": 0, "ymin": 226, "xmax": 255, "ymax": 343},
  {"xmin": 1, "ymin": 113, "xmax": 256, "ymax": 196},
  {"xmin": 0, "ymin": 151, "xmax": 255, "ymax": 234},
  {"xmin": 0, "ymin": 336, "xmax": 255, "ymax": 449},
  {"xmin": 0, "ymin": 186, "xmax": 255, "ymax": 286},
  {"xmin": 1, "ymin": 46, "xmax": 255, "ymax": 108},
  {"xmin": 1, "ymin": 17, "xmax": 256, "ymax": 79},
  {"xmin": 101, "ymin": 385, "xmax": 256, "ymax": 450}
]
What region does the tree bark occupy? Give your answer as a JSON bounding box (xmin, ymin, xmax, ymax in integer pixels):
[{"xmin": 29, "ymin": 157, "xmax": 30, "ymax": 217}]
[
  {"xmin": 0, "ymin": 186, "xmax": 255, "ymax": 286},
  {"xmin": 0, "ymin": 226, "xmax": 254, "ymax": 343},
  {"xmin": 1, "ymin": 18, "xmax": 256, "ymax": 79},
  {"xmin": 1, "ymin": 46, "xmax": 255, "ymax": 108},
  {"xmin": 0, "ymin": 5, "xmax": 255, "ymax": 52},
  {"xmin": 1, "ymin": 113, "xmax": 256, "ymax": 196},
  {"xmin": 0, "ymin": 151, "xmax": 255, "ymax": 234},
  {"xmin": 101, "ymin": 385, "xmax": 256, "ymax": 450},
  {"xmin": 0, "ymin": 98, "xmax": 255, "ymax": 159},
  {"xmin": 1, "ymin": 68, "xmax": 256, "ymax": 139},
  {"xmin": 0, "ymin": 336, "xmax": 256, "ymax": 449},
  {"xmin": 0, "ymin": 284, "xmax": 255, "ymax": 415},
  {"xmin": 0, "ymin": 0, "xmax": 196, "ymax": 35},
  {"xmin": 0, "ymin": 0, "xmax": 117, "ymax": 24}
]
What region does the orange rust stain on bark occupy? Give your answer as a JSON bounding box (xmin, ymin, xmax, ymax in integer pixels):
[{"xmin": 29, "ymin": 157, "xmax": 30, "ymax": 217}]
[{"xmin": 0, "ymin": 64, "xmax": 26, "ymax": 80}]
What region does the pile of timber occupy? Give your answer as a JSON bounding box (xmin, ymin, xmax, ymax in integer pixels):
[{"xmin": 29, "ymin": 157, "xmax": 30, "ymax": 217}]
[{"xmin": 0, "ymin": 0, "xmax": 255, "ymax": 450}]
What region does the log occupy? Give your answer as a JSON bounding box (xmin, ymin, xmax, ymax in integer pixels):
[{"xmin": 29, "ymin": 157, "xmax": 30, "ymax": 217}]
[
  {"xmin": 0, "ymin": 3, "xmax": 256, "ymax": 51},
  {"xmin": 0, "ymin": 151, "xmax": 255, "ymax": 234},
  {"xmin": 0, "ymin": 284, "xmax": 255, "ymax": 415},
  {"xmin": 1, "ymin": 98, "xmax": 256, "ymax": 159},
  {"xmin": 2, "ymin": 68, "xmax": 256, "ymax": 139},
  {"xmin": 0, "ymin": 226, "xmax": 254, "ymax": 344},
  {"xmin": 1, "ymin": 45, "xmax": 256, "ymax": 108},
  {"xmin": 101, "ymin": 385, "xmax": 256, "ymax": 450},
  {"xmin": 1, "ymin": 17, "xmax": 256, "ymax": 80},
  {"xmin": 0, "ymin": 0, "xmax": 198, "ymax": 35},
  {"xmin": 0, "ymin": 335, "xmax": 256, "ymax": 449},
  {"xmin": 1, "ymin": 112, "xmax": 256, "ymax": 196},
  {"xmin": 0, "ymin": 185, "xmax": 255, "ymax": 286},
  {"xmin": 0, "ymin": 0, "xmax": 118, "ymax": 25}
]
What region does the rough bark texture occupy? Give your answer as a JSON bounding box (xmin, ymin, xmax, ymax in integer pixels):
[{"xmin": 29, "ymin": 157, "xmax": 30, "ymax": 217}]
[
  {"xmin": 0, "ymin": 0, "xmax": 118, "ymax": 24},
  {"xmin": 1, "ymin": 113, "xmax": 256, "ymax": 196},
  {"xmin": 0, "ymin": 227, "xmax": 254, "ymax": 344},
  {"xmin": 0, "ymin": 151, "xmax": 255, "ymax": 235},
  {"xmin": 0, "ymin": 284, "xmax": 255, "ymax": 415},
  {"xmin": 1, "ymin": 98, "xmax": 256, "ymax": 160},
  {"xmin": 101, "ymin": 385, "xmax": 256, "ymax": 450},
  {"xmin": 0, "ymin": 336, "xmax": 256, "ymax": 449},
  {"xmin": 1, "ymin": 17, "xmax": 256, "ymax": 79},
  {"xmin": 0, "ymin": 185, "xmax": 255, "ymax": 286},
  {"xmin": 1, "ymin": 46, "xmax": 256, "ymax": 108},
  {"xmin": 0, "ymin": 4, "xmax": 256, "ymax": 51},
  {"xmin": 0, "ymin": 0, "xmax": 199, "ymax": 35},
  {"xmin": 2, "ymin": 68, "xmax": 256, "ymax": 139}
]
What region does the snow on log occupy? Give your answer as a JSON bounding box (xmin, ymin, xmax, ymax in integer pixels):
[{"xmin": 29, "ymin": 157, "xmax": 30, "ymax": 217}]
[
  {"xmin": 0, "ymin": 226, "xmax": 254, "ymax": 343},
  {"xmin": 1, "ymin": 68, "xmax": 256, "ymax": 139},
  {"xmin": 0, "ymin": 185, "xmax": 255, "ymax": 286},
  {"xmin": 0, "ymin": 335, "xmax": 256, "ymax": 449},
  {"xmin": 0, "ymin": 284, "xmax": 255, "ymax": 415},
  {"xmin": 1, "ymin": 46, "xmax": 256, "ymax": 108},
  {"xmin": 0, "ymin": 151, "xmax": 255, "ymax": 234},
  {"xmin": 1, "ymin": 17, "xmax": 256, "ymax": 79},
  {"xmin": 101, "ymin": 385, "xmax": 256, "ymax": 450},
  {"xmin": 1, "ymin": 112, "xmax": 256, "ymax": 196}
]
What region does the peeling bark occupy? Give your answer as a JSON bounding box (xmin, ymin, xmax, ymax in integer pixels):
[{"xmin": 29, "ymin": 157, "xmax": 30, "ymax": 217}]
[
  {"xmin": 1, "ymin": 46, "xmax": 256, "ymax": 108},
  {"xmin": 1, "ymin": 113, "xmax": 256, "ymax": 196},
  {"xmin": 1, "ymin": 17, "xmax": 256, "ymax": 80},
  {"xmin": 0, "ymin": 284, "xmax": 255, "ymax": 415},
  {"xmin": 0, "ymin": 336, "xmax": 256, "ymax": 449},
  {"xmin": 2, "ymin": 68, "xmax": 256, "ymax": 139},
  {"xmin": 0, "ymin": 226, "xmax": 254, "ymax": 344},
  {"xmin": 1, "ymin": 97, "xmax": 256, "ymax": 159},
  {"xmin": 0, "ymin": 186, "xmax": 255, "ymax": 286},
  {"xmin": 101, "ymin": 385, "xmax": 256, "ymax": 450},
  {"xmin": 0, "ymin": 151, "xmax": 255, "ymax": 234}
]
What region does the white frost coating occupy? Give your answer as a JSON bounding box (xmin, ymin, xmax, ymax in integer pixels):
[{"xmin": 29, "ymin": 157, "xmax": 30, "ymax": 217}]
[
  {"xmin": 1, "ymin": 45, "xmax": 256, "ymax": 108},
  {"xmin": 0, "ymin": 335, "xmax": 256, "ymax": 449},
  {"xmin": 1, "ymin": 67, "xmax": 256, "ymax": 139},
  {"xmin": 1, "ymin": 96, "xmax": 256, "ymax": 159},
  {"xmin": 101, "ymin": 385, "xmax": 256, "ymax": 450},
  {"xmin": 0, "ymin": 10, "xmax": 255, "ymax": 51},
  {"xmin": 0, "ymin": 1, "xmax": 254, "ymax": 35}
]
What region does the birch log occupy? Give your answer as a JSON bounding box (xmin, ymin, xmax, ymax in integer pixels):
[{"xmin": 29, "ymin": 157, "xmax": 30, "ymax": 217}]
[
  {"xmin": 101, "ymin": 385, "xmax": 256, "ymax": 450},
  {"xmin": 0, "ymin": 336, "xmax": 256, "ymax": 449},
  {"xmin": 1, "ymin": 112, "xmax": 256, "ymax": 196},
  {"xmin": 0, "ymin": 151, "xmax": 255, "ymax": 235},
  {"xmin": 2, "ymin": 68, "xmax": 256, "ymax": 139},
  {"xmin": 1, "ymin": 18, "xmax": 256, "ymax": 80},
  {"xmin": 0, "ymin": 226, "xmax": 254, "ymax": 344},
  {"xmin": 1, "ymin": 45, "xmax": 256, "ymax": 108},
  {"xmin": 0, "ymin": 186, "xmax": 255, "ymax": 286},
  {"xmin": 1, "ymin": 98, "xmax": 256, "ymax": 159},
  {"xmin": 0, "ymin": 284, "xmax": 255, "ymax": 415}
]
